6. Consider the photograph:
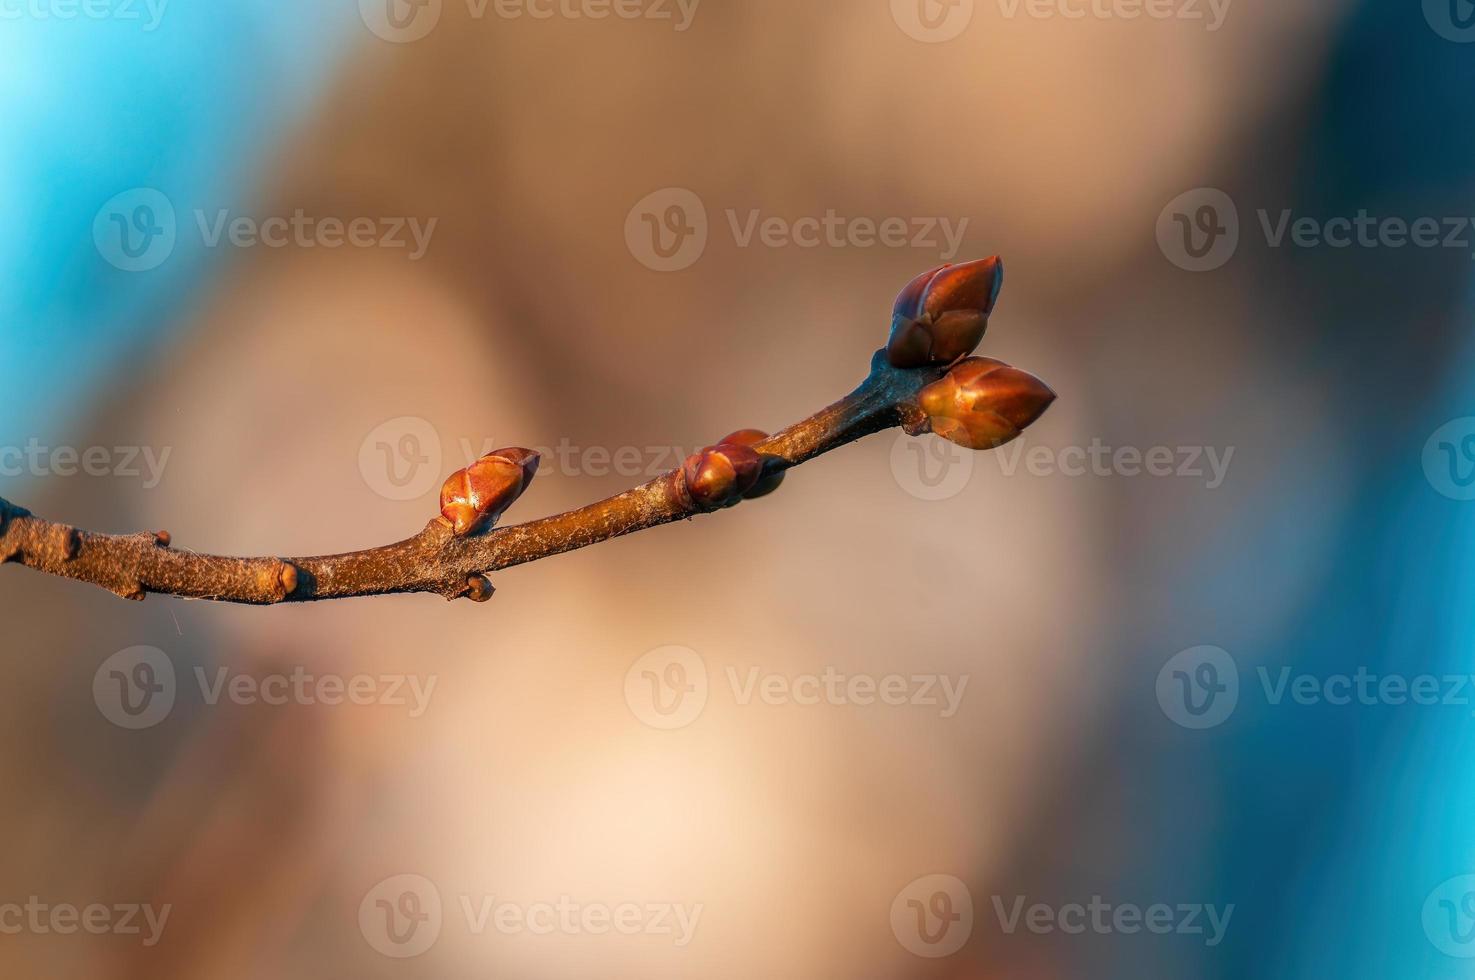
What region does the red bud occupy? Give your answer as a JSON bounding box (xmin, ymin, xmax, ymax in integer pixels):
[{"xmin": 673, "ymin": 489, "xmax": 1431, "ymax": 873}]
[
  {"xmin": 679, "ymin": 443, "xmax": 764, "ymax": 511},
  {"xmin": 886, "ymin": 257, "xmax": 1004, "ymax": 368},
  {"xmin": 917, "ymin": 356, "xmax": 1056, "ymax": 450},
  {"xmin": 440, "ymin": 448, "xmax": 540, "ymax": 537},
  {"xmin": 718, "ymin": 429, "xmax": 785, "ymax": 499}
]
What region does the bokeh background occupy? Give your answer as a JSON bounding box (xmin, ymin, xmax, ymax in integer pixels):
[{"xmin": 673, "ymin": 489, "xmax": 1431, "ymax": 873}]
[{"xmin": 3, "ymin": 0, "xmax": 1474, "ymax": 976}]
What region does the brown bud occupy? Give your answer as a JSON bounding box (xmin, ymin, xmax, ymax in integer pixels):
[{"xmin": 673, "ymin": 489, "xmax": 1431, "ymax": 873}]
[
  {"xmin": 279, "ymin": 561, "xmax": 300, "ymax": 597},
  {"xmin": 718, "ymin": 429, "xmax": 785, "ymax": 499},
  {"xmin": 886, "ymin": 257, "xmax": 1004, "ymax": 368},
  {"xmin": 440, "ymin": 448, "xmax": 540, "ymax": 537},
  {"xmin": 466, "ymin": 574, "xmax": 495, "ymax": 603},
  {"xmin": 917, "ymin": 356, "xmax": 1056, "ymax": 450},
  {"xmin": 680, "ymin": 442, "xmax": 764, "ymax": 511}
]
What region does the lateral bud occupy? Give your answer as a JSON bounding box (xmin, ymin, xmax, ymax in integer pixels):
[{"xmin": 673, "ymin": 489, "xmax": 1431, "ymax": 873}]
[
  {"xmin": 678, "ymin": 442, "xmax": 764, "ymax": 511},
  {"xmin": 440, "ymin": 448, "xmax": 541, "ymax": 537},
  {"xmin": 718, "ymin": 429, "xmax": 785, "ymax": 499}
]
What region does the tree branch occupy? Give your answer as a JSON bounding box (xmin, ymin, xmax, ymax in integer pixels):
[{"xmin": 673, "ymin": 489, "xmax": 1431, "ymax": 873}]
[
  {"xmin": 0, "ymin": 352, "xmax": 941, "ymax": 605},
  {"xmin": 0, "ymin": 258, "xmax": 1055, "ymax": 607}
]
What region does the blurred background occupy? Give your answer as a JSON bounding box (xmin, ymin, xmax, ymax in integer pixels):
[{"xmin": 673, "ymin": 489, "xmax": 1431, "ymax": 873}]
[{"xmin": 2, "ymin": 0, "xmax": 1474, "ymax": 976}]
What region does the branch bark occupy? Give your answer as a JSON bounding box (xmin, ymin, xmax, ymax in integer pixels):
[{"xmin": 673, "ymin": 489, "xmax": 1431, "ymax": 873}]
[{"xmin": 0, "ymin": 351, "xmax": 941, "ymax": 605}]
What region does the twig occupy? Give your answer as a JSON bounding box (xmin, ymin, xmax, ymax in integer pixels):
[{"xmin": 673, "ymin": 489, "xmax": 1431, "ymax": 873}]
[{"xmin": 0, "ymin": 260, "xmax": 1054, "ymax": 606}]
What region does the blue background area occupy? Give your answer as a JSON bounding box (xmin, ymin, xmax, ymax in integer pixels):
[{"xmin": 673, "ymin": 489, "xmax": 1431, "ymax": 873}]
[{"xmin": 0, "ymin": 1, "xmax": 352, "ymax": 442}]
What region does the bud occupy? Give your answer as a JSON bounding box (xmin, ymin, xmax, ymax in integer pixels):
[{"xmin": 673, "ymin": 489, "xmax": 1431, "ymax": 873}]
[
  {"xmin": 440, "ymin": 448, "xmax": 541, "ymax": 537},
  {"xmin": 718, "ymin": 429, "xmax": 785, "ymax": 499},
  {"xmin": 679, "ymin": 443, "xmax": 764, "ymax": 511},
  {"xmin": 886, "ymin": 257, "xmax": 1004, "ymax": 368},
  {"xmin": 465, "ymin": 574, "xmax": 495, "ymax": 603},
  {"xmin": 917, "ymin": 356, "xmax": 1056, "ymax": 450}
]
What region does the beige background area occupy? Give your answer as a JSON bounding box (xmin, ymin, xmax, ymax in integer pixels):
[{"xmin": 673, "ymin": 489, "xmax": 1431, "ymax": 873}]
[{"xmin": 0, "ymin": 1, "xmax": 1349, "ymax": 976}]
